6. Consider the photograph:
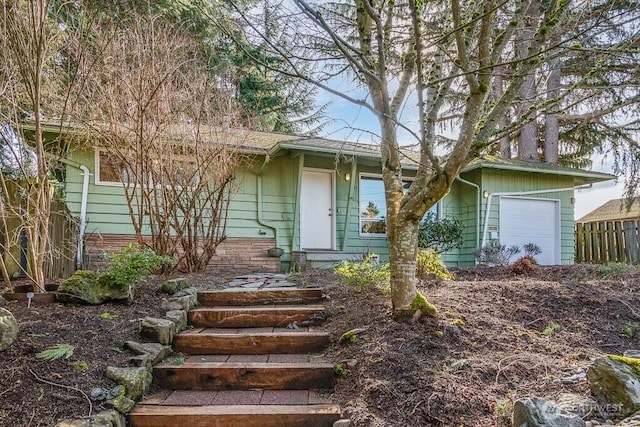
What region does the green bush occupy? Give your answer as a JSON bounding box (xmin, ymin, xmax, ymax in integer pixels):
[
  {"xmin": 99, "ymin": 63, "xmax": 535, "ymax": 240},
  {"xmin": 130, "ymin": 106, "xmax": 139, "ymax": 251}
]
[
  {"xmin": 334, "ymin": 253, "xmax": 390, "ymax": 292},
  {"xmin": 475, "ymin": 241, "xmax": 521, "ymax": 266},
  {"xmin": 102, "ymin": 244, "xmax": 174, "ymax": 291},
  {"xmin": 416, "ymin": 249, "xmax": 454, "ymax": 280},
  {"xmin": 418, "ymin": 212, "xmax": 464, "ymax": 254}
]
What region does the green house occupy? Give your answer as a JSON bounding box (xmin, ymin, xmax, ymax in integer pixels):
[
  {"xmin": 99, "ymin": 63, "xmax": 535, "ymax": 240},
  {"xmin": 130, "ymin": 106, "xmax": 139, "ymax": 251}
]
[{"xmin": 32, "ymin": 124, "xmax": 615, "ymax": 271}]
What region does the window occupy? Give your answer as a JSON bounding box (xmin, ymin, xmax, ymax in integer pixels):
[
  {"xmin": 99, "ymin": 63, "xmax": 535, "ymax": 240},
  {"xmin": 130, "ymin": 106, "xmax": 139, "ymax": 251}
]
[
  {"xmin": 96, "ymin": 149, "xmax": 198, "ymax": 188},
  {"xmin": 96, "ymin": 150, "xmax": 135, "ymax": 185},
  {"xmin": 359, "ymin": 175, "xmax": 439, "ymax": 236}
]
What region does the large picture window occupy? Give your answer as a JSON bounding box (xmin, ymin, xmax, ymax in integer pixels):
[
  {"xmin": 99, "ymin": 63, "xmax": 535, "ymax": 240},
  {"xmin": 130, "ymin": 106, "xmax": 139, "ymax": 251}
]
[{"xmin": 359, "ymin": 174, "xmax": 438, "ymax": 236}]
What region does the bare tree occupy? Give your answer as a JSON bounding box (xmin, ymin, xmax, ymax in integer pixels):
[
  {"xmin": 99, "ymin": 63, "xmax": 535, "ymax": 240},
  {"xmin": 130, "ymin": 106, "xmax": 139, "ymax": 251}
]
[
  {"xmin": 73, "ymin": 12, "xmax": 243, "ymax": 272},
  {"xmin": 0, "ymin": 0, "xmax": 68, "ymax": 291},
  {"xmin": 222, "ymin": 0, "xmax": 572, "ymax": 319}
]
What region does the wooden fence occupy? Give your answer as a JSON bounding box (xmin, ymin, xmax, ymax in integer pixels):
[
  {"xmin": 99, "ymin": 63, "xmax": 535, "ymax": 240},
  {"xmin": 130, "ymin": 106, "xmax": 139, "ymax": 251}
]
[{"xmin": 575, "ymin": 220, "xmax": 640, "ymax": 264}]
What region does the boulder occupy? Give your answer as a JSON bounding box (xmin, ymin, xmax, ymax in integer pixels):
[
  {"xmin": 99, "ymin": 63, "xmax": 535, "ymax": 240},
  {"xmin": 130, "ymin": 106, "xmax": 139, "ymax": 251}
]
[
  {"xmin": 555, "ymin": 393, "xmax": 598, "ymax": 418},
  {"xmin": 105, "ymin": 366, "xmax": 152, "ymax": 401},
  {"xmin": 106, "ymin": 395, "xmax": 136, "ymax": 414},
  {"xmin": 165, "ymin": 310, "xmax": 187, "ymax": 333},
  {"xmin": 57, "ymin": 270, "xmax": 129, "ymax": 305},
  {"xmin": 161, "ymin": 295, "xmax": 196, "ymax": 312},
  {"xmin": 161, "ymin": 278, "xmax": 188, "ymax": 295},
  {"xmin": 0, "ymin": 308, "xmax": 18, "ymax": 351},
  {"xmin": 140, "ymin": 317, "xmax": 175, "ymax": 345},
  {"xmin": 55, "ymin": 409, "xmax": 126, "ymax": 427},
  {"xmin": 124, "ymin": 341, "xmax": 171, "ymax": 365},
  {"xmin": 587, "ymin": 356, "xmax": 640, "ymax": 417},
  {"xmin": 512, "ymin": 397, "xmax": 585, "ymax": 427}
]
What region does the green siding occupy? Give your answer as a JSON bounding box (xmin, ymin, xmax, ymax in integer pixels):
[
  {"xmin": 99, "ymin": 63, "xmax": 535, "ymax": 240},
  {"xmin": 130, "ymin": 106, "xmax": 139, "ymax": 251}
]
[{"xmin": 62, "ymin": 147, "xmax": 578, "ymax": 267}]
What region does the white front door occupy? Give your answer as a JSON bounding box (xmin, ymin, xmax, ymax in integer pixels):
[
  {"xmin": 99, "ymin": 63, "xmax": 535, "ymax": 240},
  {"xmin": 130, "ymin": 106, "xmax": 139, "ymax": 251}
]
[{"xmin": 301, "ymin": 169, "xmax": 334, "ymax": 249}]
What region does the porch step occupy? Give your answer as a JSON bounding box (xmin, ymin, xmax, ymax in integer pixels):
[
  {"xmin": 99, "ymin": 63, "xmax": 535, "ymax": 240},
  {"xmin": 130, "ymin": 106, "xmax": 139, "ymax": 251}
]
[
  {"xmin": 173, "ymin": 328, "xmax": 330, "ymax": 355},
  {"xmin": 129, "ymin": 403, "xmax": 342, "ymax": 427},
  {"xmin": 198, "ymin": 288, "xmax": 323, "ymax": 306},
  {"xmin": 188, "ymin": 305, "xmax": 326, "ymax": 328},
  {"xmin": 153, "ymin": 361, "xmax": 335, "ymax": 390}
]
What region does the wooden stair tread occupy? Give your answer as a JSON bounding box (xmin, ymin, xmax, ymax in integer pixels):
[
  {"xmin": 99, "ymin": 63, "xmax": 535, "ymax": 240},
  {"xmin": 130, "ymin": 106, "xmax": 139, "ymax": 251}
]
[
  {"xmin": 129, "ymin": 404, "xmax": 341, "ymax": 427},
  {"xmin": 173, "ymin": 330, "xmax": 330, "ymax": 355},
  {"xmin": 199, "ymin": 288, "xmax": 323, "ymax": 306},
  {"xmin": 188, "ymin": 305, "xmax": 326, "ymax": 328},
  {"xmin": 156, "ymin": 362, "xmax": 333, "ymax": 369}
]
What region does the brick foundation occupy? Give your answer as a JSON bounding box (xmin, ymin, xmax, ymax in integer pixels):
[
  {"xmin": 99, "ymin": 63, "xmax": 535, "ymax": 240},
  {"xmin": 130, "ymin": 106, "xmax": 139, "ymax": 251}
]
[{"xmin": 83, "ymin": 235, "xmax": 281, "ymax": 273}]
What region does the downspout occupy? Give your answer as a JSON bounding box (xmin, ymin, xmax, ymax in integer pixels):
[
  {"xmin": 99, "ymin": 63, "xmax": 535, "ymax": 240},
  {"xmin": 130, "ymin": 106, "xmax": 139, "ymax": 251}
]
[
  {"xmin": 257, "ymin": 154, "xmax": 279, "ymax": 247},
  {"xmin": 55, "ymin": 157, "xmax": 91, "ymax": 268},
  {"xmin": 455, "ymin": 176, "xmax": 481, "ymax": 248},
  {"xmin": 480, "ymin": 186, "xmax": 585, "ymax": 250},
  {"xmin": 77, "ymin": 165, "xmax": 90, "ymax": 268},
  {"xmin": 341, "ymin": 159, "xmax": 357, "ymax": 251}
]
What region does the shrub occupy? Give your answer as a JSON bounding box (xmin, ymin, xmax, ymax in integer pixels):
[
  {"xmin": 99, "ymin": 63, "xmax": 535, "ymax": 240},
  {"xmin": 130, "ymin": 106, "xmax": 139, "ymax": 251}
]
[
  {"xmin": 334, "ymin": 253, "xmax": 390, "ymax": 292},
  {"xmin": 510, "ymin": 255, "xmax": 538, "ymax": 275},
  {"xmin": 598, "ymin": 262, "xmax": 633, "ymax": 278},
  {"xmin": 475, "ymin": 241, "xmax": 521, "ymax": 266},
  {"xmin": 416, "ymin": 249, "xmax": 454, "ymax": 280},
  {"xmin": 101, "ymin": 244, "xmax": 174, "ymax": 291},
  {"xmin": 418, "ymin": 212, "xmax": 464, "ymax": 254}
]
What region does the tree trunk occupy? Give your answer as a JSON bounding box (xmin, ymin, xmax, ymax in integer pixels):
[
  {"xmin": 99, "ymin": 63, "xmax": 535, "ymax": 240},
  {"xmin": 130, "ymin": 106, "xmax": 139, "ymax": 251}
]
[
  {"xmin": 516, "ymin": 0, "xmax": 540, "ymax": 162},
  {"xmin": 388, "ymin": 217, "xmax": 420, "ymax": 317},
  {"xmin": 544, "ymin": 56, "xmax": 561, "ymax": 164},
  {"xmin": 494, "ymin": 68, "xmax": 512, "ymax": 158}
]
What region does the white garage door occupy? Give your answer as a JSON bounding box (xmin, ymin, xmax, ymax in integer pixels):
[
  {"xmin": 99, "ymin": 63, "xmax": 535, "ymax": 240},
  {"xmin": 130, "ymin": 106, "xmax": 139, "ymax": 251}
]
[{"xmin": 499, "ymin": 197, "xmax": 560, "ymax": 265}]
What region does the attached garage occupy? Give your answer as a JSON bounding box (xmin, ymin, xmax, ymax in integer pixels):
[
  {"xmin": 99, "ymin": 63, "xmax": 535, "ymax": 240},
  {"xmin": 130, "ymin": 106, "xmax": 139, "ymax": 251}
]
[{"xmin": 499, "ymin": 197, "xmax": 560, "ymax": 265}]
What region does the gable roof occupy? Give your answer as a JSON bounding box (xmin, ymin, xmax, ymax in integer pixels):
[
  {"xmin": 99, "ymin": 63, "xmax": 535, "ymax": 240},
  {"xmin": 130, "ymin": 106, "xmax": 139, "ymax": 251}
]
[
  {"xmin": 464, "ymin": 155, "xmax": 616, "ymax": 184},
  {"xmin": 22, "ymin": 121, "xmax": 617, "ymax": 183},
  {"xmin": 577, "ymin": 197, "xmax": 640, "ymax": 223}
]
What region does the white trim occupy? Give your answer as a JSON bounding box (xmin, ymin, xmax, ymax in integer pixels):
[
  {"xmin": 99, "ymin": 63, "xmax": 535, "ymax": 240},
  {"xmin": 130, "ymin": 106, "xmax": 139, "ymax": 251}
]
[{"xmin": 94, "ymin": 148, "xmax": 123, "ymax": 187}]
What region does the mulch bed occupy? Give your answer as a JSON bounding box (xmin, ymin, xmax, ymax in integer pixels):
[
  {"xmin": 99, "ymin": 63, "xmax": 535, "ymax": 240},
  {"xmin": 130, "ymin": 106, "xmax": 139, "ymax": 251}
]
[{"xmin": 1, "ymin": 264, "xmax": 639, "ymax": 426}]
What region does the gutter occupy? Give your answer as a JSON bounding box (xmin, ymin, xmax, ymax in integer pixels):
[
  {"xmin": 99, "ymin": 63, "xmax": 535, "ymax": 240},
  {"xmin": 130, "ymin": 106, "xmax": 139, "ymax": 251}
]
[{"xmin": 480, "ymin": 186, "xmax": 583, "ymax": 251}]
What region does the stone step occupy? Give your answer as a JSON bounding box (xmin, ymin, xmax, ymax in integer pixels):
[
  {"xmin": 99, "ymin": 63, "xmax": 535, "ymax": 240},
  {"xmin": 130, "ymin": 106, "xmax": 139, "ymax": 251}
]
[
  {"xmin": 188, "ymin": 305, "xmax": 326, "ymax": 328},
  {"xmin": 173, "ymin": 328, "xmax": 330, "ymax": 355},
  {"xmin": 153, "ymin": 361, "xmax": 335, "ymax": 390},
  {"xmin": 129, "ymin": 403, "xmax": 341, "ymax": 427},
  {"xmin": 198, "ymin": 288, "xmax": 323, "ymax": 307}
]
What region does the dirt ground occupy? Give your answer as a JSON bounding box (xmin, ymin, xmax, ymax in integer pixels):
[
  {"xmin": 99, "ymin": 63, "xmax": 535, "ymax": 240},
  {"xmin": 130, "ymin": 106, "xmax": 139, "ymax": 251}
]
[{"xmin": 1, "ymin": 264, "xmax": 639, "ymax": 426}]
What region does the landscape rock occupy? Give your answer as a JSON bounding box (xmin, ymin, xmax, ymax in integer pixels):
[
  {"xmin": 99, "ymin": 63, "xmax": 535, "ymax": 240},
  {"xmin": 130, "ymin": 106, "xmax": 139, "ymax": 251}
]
[
  {"xmin": 562, "ymin": 369, "xmax": 588, "ymax": 385},
  {"xmin": 587, "ymin": 356, "xmax": 640, "ymax": 417},
  {"xmin": 555, "ymin": 393, "xmax": 598, "ymax": 418},
  {"xmin": 90, "ymin": 387, "xmax": 108, "ymax": 401},
  {"xmin": 623, "ymin": 350, "xmax": 640, "ymax": 359},
  {"xmin": 105, "ymin": 366, "xmax": 152, "ymax": 401},
  {"xmin": 129, "ymin": 354, "xmax": 153, "ymax": 368},
  {"xmin": 161, "ymin": 294, "xmax": 196, "ymax": 311},
  {"xmin": 0, "ymin": 307, "xmax": 18, "ymax": 351},
  {"xmin": 165, "ymin": 310, "xmax": 187, "ymax": 332},
  {"xmin": 616, "ymin": 411, "xmax": 640, "ymax": 426},
  {"xmin": 56, "ymin": 270, "xmax": 129, "ymax": 305},
  {"xmin": 124, "ymin": 341, "xmax": 171, "ymax": 365},
  {"xmin": 0, "ymin": 295, "xmax": 5, "ymax": 306},
  {"xmin": 139, "ymin": 317, "xmax": 175, "ymax": 345},
  {"xmin": 161, "ymin": 278, "xmax": 188, "ymax": 295},
  {"xmin": 55, "ymin": 409, "xmax": 126, "ymax": 427},
  {"xmin": 106, "ymin": 395, "xmax": 136, "ymax": 414},
  {"xmin": 512, "ymin": 397, "xmax": 586, "ymax": 427}
]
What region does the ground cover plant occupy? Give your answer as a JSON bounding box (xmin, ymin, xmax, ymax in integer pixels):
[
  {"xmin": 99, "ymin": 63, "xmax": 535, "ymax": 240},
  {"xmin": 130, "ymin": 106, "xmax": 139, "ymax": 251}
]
[{"xmin": 0, "ymin": 264, "xmax": 639, "ymax": 426}]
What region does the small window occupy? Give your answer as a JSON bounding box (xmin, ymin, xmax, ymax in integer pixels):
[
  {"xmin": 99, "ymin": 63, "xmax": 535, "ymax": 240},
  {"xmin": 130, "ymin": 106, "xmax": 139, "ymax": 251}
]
[
  {"xmin": 96, "ymin": 150, "xmax": 135, "ymax": 185},
  {"xmin": 359, "ymin": 175, "xmax": 439, "ymax": 236}
]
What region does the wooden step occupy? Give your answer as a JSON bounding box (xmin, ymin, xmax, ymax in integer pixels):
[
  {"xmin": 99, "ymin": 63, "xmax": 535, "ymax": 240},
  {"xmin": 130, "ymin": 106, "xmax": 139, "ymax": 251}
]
[
  {"xmin": 198, "ymin": 288, "xmax": 323, "ymax": 306},
  {"xmin": 153, "ymin": 361, "xmax": 335, "ymax": 390},
  {"xmin": 188, "ymin": 305, "xmax": 326, "ymax": 328},
  {"xmin": 173, "ymin": 328, "xmax": 330, "ymax": 355},
  {"xmin": 129, "ymin": 404, "xmax": 341, "ymax": 427}
]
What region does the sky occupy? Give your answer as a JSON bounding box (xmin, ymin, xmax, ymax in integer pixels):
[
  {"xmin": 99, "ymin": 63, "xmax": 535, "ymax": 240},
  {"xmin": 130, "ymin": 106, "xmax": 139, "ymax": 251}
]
[{"xmin": 314, "ymin": 94, "xmax": 625, "ymax": 220}]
